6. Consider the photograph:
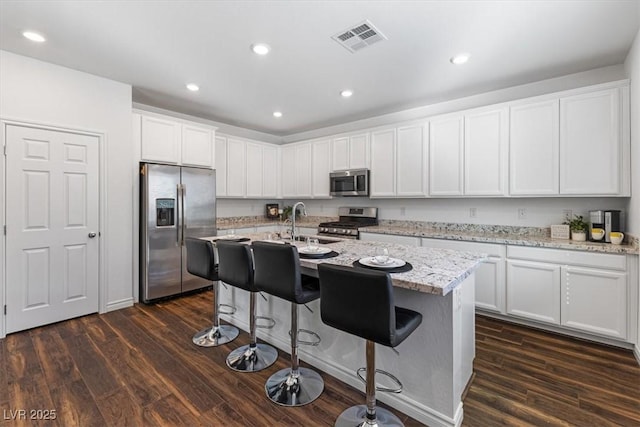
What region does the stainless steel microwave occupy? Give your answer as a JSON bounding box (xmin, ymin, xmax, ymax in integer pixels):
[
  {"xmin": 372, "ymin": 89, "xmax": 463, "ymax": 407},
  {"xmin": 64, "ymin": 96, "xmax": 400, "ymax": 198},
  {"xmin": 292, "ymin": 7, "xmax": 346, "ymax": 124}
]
[{"xmin": 330, "ymin": 169, "xmax": 369, "ymax": 197}]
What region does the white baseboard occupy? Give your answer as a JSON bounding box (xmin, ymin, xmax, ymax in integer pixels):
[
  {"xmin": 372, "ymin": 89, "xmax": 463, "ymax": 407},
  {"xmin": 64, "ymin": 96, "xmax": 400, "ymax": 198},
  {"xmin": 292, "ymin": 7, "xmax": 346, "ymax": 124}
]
[{"xmin": 105, "ymin": 297, "xmax": 134, "ymax": 313}]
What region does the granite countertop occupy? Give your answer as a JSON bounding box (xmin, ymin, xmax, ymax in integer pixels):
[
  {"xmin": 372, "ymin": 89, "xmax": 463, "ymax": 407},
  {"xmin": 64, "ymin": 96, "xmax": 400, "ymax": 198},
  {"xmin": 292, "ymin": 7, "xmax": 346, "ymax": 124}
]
[
  {"xmin": 362, "ymin": 224, "xmax": 638, "ymax": 255},
  {"xmin": 216, "ymin": 216, "xmax": 329, "ymax": 230},
  {"xmin": 207, "ymin": 233, "xmax": 486, "ymax": 296}
]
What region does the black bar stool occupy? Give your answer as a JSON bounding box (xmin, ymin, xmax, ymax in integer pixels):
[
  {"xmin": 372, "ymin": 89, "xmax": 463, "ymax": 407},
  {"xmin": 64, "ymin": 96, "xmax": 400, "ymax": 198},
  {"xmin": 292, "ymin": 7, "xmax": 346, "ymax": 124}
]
[
  {"xmin": 185, "ymin": 238, "xmax": 239, "ymax": 347},
  {"xmin": 251, "ymin": 241, "xmax": 324, "ymax": 406},
  {"xmin": 318, "ymin": 264, "xmax": 423, "ymax": 427},
  {"xmin": 216, "ymin": 240, "xmax": 278, "ymax": 372}
]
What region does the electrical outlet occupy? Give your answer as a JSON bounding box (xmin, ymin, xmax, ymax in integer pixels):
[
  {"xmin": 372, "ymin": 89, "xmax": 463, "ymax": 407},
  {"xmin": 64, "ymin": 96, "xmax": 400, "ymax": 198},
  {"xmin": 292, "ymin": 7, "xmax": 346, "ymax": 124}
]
[
  {"xmin": 400, "ymin": 207, "xmax": 406, "ymax": 216},
  {"xmin": 469, "ymin": 207, "xmax": 477, "ymax": 218},
  {"xmin": 518, "ymin": 208, "xmax": 527, "ymax": 220},
  {"xmin": 563, "ymin": 209, "xmax": 573, "ymax": 220}
]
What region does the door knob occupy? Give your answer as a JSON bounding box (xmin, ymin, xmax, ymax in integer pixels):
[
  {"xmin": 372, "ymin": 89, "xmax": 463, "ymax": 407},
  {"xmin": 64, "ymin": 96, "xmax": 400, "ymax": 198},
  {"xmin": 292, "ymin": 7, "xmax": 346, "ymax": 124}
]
[{"xmin": 88, "ymin": 232, "xmax": 97, "ymax": 238}]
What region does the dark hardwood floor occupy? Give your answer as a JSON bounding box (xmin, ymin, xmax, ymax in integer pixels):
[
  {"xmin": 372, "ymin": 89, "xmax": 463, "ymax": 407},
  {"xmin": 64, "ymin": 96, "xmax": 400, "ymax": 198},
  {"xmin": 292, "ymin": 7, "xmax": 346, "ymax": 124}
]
[{"xmin": 1, "ymin": 291, "xmax": 639, "ymax": 426}]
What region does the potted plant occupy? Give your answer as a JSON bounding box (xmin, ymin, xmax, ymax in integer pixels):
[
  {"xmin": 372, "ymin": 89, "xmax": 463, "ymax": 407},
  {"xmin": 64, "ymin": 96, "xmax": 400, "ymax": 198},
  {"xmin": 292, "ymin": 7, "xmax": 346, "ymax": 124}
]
[{"xmin": 564, "ymin": 214, "xmax": 587, "ymax": 241}]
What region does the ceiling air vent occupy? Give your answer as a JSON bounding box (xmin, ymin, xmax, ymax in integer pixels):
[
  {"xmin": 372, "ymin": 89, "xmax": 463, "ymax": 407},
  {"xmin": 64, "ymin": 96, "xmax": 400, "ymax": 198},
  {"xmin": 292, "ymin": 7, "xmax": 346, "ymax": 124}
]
[{"xmin": 332, "ymin": 20, "xmax": 387, "ymax": 53}]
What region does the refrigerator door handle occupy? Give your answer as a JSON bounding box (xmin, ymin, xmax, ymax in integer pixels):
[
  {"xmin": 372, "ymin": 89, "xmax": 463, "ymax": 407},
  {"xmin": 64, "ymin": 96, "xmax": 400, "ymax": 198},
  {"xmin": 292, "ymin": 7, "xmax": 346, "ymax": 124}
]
[
  {"xmin": 181, "ymin": 183, "xmax": 187, "ymax": 245},
  {"xmin": 177, "ymin": 183, "xmax": 182, "ymax": 246}
]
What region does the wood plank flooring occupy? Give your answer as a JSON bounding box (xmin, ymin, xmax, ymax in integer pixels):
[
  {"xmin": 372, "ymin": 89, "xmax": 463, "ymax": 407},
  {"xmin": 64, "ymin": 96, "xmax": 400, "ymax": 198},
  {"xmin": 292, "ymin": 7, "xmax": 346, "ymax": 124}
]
[{"xmin": 1, "ymin": 291, "xmax": 639, "ymax": 426}]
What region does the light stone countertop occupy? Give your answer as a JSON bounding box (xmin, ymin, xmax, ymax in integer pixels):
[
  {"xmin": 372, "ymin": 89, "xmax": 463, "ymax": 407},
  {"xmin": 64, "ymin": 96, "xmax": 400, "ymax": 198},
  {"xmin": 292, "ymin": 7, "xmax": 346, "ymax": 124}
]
[
  {"xmin": 207, "ymin": 234, "xmax": 487, "ymax": 296},
  {"xmin": 362, "ymin": 225, "xmax": 638, "ymax": 255}
]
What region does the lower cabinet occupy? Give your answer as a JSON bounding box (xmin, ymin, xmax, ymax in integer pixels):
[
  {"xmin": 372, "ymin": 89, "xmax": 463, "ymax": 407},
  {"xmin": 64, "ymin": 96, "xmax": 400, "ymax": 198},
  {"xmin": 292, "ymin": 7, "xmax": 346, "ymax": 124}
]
[{"xmin": 506, "ymin": 259, "xmax": 561, "ymax": 324}]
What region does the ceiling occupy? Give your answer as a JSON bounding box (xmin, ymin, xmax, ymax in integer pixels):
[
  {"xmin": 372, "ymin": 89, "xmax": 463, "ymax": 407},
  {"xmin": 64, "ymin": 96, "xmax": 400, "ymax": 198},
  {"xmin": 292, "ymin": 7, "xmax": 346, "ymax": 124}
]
[{"xmin": 1, "ymin": 1, "xmax": 638, "ymax": 137}]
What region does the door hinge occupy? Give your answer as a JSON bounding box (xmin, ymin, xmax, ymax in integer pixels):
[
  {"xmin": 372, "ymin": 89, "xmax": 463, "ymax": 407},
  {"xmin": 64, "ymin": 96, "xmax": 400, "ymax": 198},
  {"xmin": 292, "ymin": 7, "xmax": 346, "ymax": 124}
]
[
  {"xmin": 3, "ymin": 145, "xmax": 5, "ymax": 156},
  {"xmin": 3, "ymin": 305, "xmax": 6, "ymax": 316},
  {"xmin": 3, "ymin": 225, "xmax": 5, "ymax": 235}
]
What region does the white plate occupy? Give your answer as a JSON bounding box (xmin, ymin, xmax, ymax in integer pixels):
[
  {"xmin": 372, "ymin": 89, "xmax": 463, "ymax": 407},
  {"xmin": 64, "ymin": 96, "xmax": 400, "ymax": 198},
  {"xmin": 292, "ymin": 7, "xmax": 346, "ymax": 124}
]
[
  {"xmin": 359, "ymin": 257, "xmax": 406, "ymax": 269},
  {"xmin": 299, "ymin": 246, "xmax": 332, "ymax": 255}
]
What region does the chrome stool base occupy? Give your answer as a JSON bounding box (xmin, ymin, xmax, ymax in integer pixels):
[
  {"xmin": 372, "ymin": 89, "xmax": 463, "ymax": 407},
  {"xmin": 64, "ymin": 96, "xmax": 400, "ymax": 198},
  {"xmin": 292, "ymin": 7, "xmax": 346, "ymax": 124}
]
[
  {"xmin": 265, "ymin": 367, "xmax": 324, "ymax": 406},
  {"xmin": 192, "ymin": 324, "xmax": 239, "ymax": 347},
  {"xmin": 226, "ymin": 343, "xmax": 278, "ymax": 372},
  {"xmin": 335, "ymin": 405, "xmax": 404, "ymax": 427}
]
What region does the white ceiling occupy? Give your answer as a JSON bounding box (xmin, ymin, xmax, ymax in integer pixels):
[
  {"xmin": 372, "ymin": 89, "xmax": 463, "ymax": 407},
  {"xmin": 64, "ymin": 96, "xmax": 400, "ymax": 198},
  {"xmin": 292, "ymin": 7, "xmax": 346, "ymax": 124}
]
[{"xmin": 1, "ymin": 1, "xmax": 638, "ymax": 137}]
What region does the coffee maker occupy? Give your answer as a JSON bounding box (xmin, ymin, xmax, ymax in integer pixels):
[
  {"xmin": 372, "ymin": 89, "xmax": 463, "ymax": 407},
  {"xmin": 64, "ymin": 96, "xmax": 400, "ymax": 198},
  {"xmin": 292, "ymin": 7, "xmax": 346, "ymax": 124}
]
[
  {"xmin": 604, "ymin": 210, "xmax": 623, "ymax": 243},
  {"xmin": 589, "ymin": 210, "xmax": 605, "ymax": 241}
]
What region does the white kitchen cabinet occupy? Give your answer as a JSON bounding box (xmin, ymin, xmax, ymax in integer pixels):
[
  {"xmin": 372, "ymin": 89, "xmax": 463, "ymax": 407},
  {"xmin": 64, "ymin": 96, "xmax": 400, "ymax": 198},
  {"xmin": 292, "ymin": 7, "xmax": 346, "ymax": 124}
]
[
  {"xmin": 311, "ymin": 139, "xmax": 331, "ymax": 198},
  {"xmin": 560, "ymin": 88, "xmax": 622, "ymax": 195},
  {"xmin": 140, "ymin": 115, "xmax": 181, "ymax": 164},
  {"xmin": 506, "ymin": 259, "xmax": 561, "ymax": 324},
  {"xmin": 370, "ymin": 128, "xmax": 396, "ymax": 197},
  {"xmin": 139, "ymin": 113, "xmax": 215, "ymax": 167},
  {"xmin": 226, "ymin": 138, "xmax": 246, "ymax": 197},
  {"xmin": 245, "ymin": 142, "xmax": 264, "ymax": 198},
  {"xmin": 262, "ymin": 145, "xmax": 279, "ymax": 198},
  {"xmin": 509, "ymin": 100, "xmax": 559, "ymax": 195},
  {"xmin": 464, "ymin": 107, "xmax": 508, "ymax": 196},
  {"xmin": 359, "ymin": 232, "xmax": 421, "ymax": 246},
  {"xmin": 429, "ymin": 115, "xmax": 464, "ymax": 196},
  {"xmin": 396, "ymin": 124, "xmax": 428, "ymax": 196},
  {"xmin": 281, "ymin": 145, "xmax": 296, "ymax": 198},
  {"xmin": 281, "ymin": 142, "xmax": 312, "ymax": 198},
  {"xmin": 332, "ymin": 133, "xmax": 369, "ymax": 171},
  {"xmin": 421, "ymin": 238, "xmax": 505, "ymax": 314},
  {"xmin": 215, "ymin": 136, "xmax": 228, "ymax": 197},
  {"xmin": 561, "ymin": 266, "xmax": 627, "ymax": 339}
]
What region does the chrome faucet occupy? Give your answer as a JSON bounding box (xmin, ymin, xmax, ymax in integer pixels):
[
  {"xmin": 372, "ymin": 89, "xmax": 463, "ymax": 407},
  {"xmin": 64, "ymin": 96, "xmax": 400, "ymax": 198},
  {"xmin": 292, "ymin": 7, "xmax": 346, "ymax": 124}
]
[{"xmin": 291, "ymin": 202, "xmax": 307, "ymax": 242}]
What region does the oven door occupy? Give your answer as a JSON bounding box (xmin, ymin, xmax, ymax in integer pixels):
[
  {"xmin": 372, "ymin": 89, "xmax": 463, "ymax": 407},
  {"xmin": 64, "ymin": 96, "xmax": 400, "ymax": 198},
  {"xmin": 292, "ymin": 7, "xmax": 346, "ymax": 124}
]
[{"xmin": 330, "ymin": 169, "xmax": 368, "ymax": 196}]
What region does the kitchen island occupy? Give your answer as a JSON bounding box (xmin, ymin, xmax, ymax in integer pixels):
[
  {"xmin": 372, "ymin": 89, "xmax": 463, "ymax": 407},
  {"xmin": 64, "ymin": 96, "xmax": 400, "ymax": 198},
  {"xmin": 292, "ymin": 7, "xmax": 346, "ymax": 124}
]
[{"xmin": 213, "ymin": 236, "xmax": 486, "ymax": 427}]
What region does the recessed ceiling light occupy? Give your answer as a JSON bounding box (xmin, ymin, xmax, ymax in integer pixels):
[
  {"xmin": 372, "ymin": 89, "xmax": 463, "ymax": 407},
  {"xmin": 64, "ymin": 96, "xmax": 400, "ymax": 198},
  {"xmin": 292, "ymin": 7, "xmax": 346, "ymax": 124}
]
[
  {"xmin": 340, "ymin": 90, "xmax": 353, "ymax": 98},
  {"xmin": 273, "ymin": 111, "xmax": 283, "ymax": 118},
  {"xmin": 186, "ymin": 83, "xmax": 200, "ymax": 92},
  {"xmin": 23, "ymin": 31, "xmax": 46, "ymax": 43},
  {"xmin": 251, "ymin": 43, "xmax": 270, "ymax": 55},
  {"xmin": 450, "ymin": 53, "xmax": 470, "ymax": 65}
]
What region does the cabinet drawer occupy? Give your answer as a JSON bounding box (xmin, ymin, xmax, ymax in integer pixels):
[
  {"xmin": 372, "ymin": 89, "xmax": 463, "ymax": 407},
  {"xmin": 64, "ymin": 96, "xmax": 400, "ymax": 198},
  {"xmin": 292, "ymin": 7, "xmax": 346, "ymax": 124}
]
[{"xmin": 507, "ymin": 246, "xmax": 626, "ymax": 271}]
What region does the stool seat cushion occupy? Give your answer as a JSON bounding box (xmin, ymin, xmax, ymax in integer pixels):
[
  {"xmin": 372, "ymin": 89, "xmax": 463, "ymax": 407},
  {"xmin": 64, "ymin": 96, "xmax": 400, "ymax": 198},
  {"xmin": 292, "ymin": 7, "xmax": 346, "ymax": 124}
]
[
  {"xmin": 318, "ymin": 263, "xmax": 421, "ymax": 348},
  {"xmin": 216, "ymin": 241, "xmax": 256, "ymax": 292},
  {"xmin": 185, "ymin": 237, "xmax": 218, "ymax": 281}
]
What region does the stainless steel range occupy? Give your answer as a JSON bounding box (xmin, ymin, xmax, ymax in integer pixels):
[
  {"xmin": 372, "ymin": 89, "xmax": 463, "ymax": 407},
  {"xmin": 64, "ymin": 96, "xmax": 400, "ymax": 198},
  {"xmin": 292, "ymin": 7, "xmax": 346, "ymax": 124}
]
[{"xmin": 317, "ymin": 207, "xmax": 378, "ymax": 239}]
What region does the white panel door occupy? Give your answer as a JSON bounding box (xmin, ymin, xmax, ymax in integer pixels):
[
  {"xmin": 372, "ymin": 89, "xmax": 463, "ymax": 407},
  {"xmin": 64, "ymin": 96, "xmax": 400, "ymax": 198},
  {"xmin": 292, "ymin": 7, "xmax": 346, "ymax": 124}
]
[
  {"xmin": 311, "ymin": 139, "xmax": 331, "ymax": 198},
  {"xmin": 506, "ymin": 260, "xmax": 561, "ymax": 325},
  {"xmin": 349, "ymin": 133, "xmax": 369, "ymax": 169},
  {"xmin": 559, "ymin": 88, "xmax": 620, "ymax": 195},
  {"xmin": 332, "ymin": 137, "xmax": 349, "ymax": 171},
  {"xmin": 5, "ymin": 125, "xmax": 99, "ymax": 333},
  {"xmin": 245, "ymin": 142, "xmax": 264, "ymax": 198},
  {"xmin": 509, "ymin": 100, "xmax": 559, "ymax": 195},
  {"xmin": 369, "ymin": 128, "xmax": 396, "ymax": 197},
  {"xmin": 140, "ymin": 115, "xmax": 180, "ymax": 164},
  {"xmin": 396, "ymin": 124, "xmax": 427, "ymax": 196},
  {"xmin": 464, "ymin": 108, "xmax": 507, "ymax": 196},
  {"xmin": 214, "ymin": 136, "xmax": 227, "ymax": 197},
  {"xmin": 226, "ymin": 138, "xmax": 246, "ymax": 197},
  {"xmin": 429, "ymin": 115, "xmax": 464, "ymax": 196},
  {"xmin": 561, "ymin": 266, "xmax": 627, "ymax": 339},
  {"xmin": 181, "ymin": 124, "xmax": 213, "ymax": 168},
  {"xmin": 262, "ymin": 145, "xmax": 278, "ymax": 198}
]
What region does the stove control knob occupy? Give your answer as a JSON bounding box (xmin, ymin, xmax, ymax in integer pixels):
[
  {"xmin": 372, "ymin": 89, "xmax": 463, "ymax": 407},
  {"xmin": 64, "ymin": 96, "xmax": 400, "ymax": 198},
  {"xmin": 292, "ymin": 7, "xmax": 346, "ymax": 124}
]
[{"xmin": 331, "ymin": 228, "xmax": 337, "ymax": 233}]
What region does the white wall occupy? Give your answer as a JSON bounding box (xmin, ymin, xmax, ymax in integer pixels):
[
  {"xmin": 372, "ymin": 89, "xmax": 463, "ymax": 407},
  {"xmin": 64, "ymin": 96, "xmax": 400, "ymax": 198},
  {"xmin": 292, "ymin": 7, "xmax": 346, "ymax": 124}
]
[{"xmin": 0, "ymin": 51, "xmax": 134, "ymax": 326}]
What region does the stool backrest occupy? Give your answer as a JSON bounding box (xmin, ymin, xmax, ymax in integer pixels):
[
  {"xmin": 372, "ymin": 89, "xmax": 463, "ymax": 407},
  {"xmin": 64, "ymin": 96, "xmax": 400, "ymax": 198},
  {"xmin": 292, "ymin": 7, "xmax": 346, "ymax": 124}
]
[
  {"xmin": 318, "ymin": 263, "xmax": 396, "ymax": 347},
  {"xmin": 185, "ymin": 237, "xmax": 218, "ymax": 281},
  {"xmin": 217, "ymin": 241, "xmax": 255, "ymax": 292},
  {"xmin": 251, "ymin": 241, "xmax": 302, "ymax": 303}
]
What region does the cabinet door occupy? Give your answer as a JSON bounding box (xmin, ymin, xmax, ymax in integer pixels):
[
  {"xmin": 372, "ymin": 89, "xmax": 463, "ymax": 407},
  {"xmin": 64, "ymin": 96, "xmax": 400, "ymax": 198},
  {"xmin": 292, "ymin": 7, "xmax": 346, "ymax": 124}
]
[
  {"xmin": 311, "ymin": 139, "xmax": 331, "ymax": 198},
  {"xmin": 215, "ymin": 136, "xmax": 227, "ymax": 197},
  {"xmin": 561, "ymin": 266, "xmax": 627, "ymax": 339},
  {"xmin": 295, "ymin": 143, "xmax": 312, "ymax": 197},
  {"xmin": 332, "ymin": 137, "xmax": 349, "ymax": 171},
  {"xmin": 464, "ymin": 108, "xmax": 507, "ymax": 196},
  {"xmin": 510, "ymin": 100, "xmax": 559, "ymax": 195},
  {"xmin": 429, "ymin": 116, "xmax": 464, "ymax": 196},
  {"xmin": 262, "ymin": 145, "xmax": 278, "ymax": 198},
  {"xmin": 141, "ymin": 115, "xmax": 180, "ymax": 163},
  {"xmin": 560, "ymin": 88, "xmax": 620, "ymax": 195},
  {"xmin": 281, "ymin": 145, "xmax": 296, "ymax": 197},
  {"xmin": 245, "ymin": 142, "xmax": 263, "ymax": 198},
  {"xmin": 181, "ymin": 124, "xmax": 213, "ymax": 168},
  {"xmin": 369, "ymin": 129, "xmax": 396, "ymax": 197},
  {"xmin": 349, "ymin": 133, "xmax": 369, "ymax": 169},
  {"xmin": 506, "ymin": 260, "xmax": 560, "ymax": 324},
  {"xmin": 226, "ymin": 138, "xmax": 246, "ymax": 197},
  {"xmin": 396, "ymin": 124, "xmax": 427, "ymax": 196}
]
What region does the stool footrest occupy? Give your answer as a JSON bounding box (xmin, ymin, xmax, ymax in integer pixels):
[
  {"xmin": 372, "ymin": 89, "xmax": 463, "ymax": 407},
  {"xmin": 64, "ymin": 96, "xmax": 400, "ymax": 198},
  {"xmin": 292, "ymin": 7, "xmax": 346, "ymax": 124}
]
[
  {"xmin": 218, "ymin": 303, "xmax": 236, "ymax": 315},
  {"xmin": 255, "ymin": 316, "xmax": 276, "ymax": 329},
  {"xmin": 289, "ymin": 329, "xmax": 321, "ymax": 346},
  {"xmin": 356, "ymin": 367, "xmax": 403, "ymax": 393}
]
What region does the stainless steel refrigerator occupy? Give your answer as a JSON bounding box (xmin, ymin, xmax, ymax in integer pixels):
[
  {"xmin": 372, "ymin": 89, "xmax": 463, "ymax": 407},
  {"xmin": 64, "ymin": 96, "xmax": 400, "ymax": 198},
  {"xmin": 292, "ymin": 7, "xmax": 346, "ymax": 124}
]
[{"xmin": 140, "ymin": 163, "xmax": 217, "ymax": 303}]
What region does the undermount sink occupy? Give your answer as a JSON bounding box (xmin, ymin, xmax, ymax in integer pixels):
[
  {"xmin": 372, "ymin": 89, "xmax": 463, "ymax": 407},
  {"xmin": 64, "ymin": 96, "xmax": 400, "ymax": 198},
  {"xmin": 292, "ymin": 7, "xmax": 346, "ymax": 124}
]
[{"xmin": 293, "ymin": 235, "xmax": 341, "ymax": 245}]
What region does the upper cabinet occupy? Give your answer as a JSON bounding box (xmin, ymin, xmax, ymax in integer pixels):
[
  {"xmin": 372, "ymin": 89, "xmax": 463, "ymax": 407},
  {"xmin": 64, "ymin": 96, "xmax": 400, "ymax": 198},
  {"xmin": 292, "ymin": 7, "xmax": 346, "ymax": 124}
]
[
  {"xmin": 139, "ymin": 113, "xmax": 215, "ymax": 168},
  {"xmin": 215, "ymin": 136, "xmax": 228, "ymax": 197},
  {"xmin": 281, "ymin": 142, "xmax": 312, "ymax": 198},
  {"xmin": 560, "ymin": 88, "xmax": 624, "ymax": 195},
  {"xmin": 429, "ymin": 115, "xmax": 464, "ymax": 196},
  {"xmin": 370, "ymin": 128, "xmax": 396, "ymax": 197},
  {"xmin": 332, "ymin": 133, "xmax": 369, "ymax": 171},
  {"xmin": 509, "ymin": 100, "xmax": 559, "ymax": 195},
  {"xmin": 311, "ymin": 139, "xmax": 332, "ymax": 198}
]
